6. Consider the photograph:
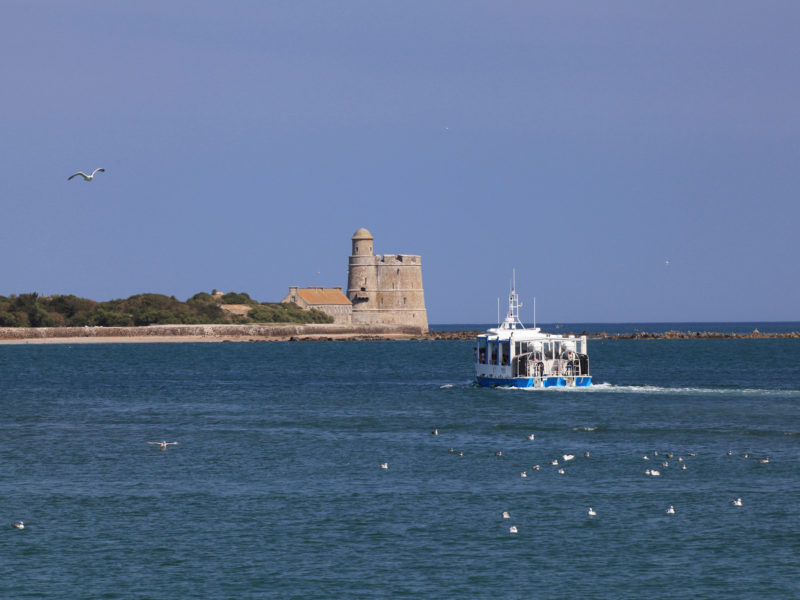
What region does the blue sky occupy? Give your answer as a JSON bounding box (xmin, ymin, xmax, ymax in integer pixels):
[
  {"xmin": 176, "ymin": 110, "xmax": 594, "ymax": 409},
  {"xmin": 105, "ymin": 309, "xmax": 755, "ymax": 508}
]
[{"xmin": 2, "ymin": 1, "xmax": 798, "ymax": 323}]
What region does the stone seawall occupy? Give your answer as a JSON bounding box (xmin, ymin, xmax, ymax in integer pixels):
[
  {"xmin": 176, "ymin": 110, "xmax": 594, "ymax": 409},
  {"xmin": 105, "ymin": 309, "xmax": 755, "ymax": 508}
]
[{"xmin": 0, "ymin": 323, "xmax": 426, "ymax": 344}]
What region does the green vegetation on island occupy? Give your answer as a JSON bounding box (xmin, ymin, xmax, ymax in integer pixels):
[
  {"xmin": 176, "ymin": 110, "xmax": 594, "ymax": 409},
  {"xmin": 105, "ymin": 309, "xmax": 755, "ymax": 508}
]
[{"xmin": 0, "ymin": 292, "xmax": 334, "ymax": 327}]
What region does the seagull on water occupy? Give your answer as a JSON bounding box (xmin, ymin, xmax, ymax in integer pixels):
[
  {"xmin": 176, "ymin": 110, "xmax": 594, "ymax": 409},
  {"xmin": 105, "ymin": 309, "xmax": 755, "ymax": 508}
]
[
  {"xmin": 148, "ymin": 441, "xmax": 179, "ymax": 451},
  {"xmin": 12, "ymin": 521, "xmax": 24, "ymax": 530},
  {"xmin": 526, "ymin": 433, "xmax": 535, "ymax": 441},
  {"xmin": 563, "ymin": 454, "xmax": 575, "ymax": 461},
  {"xmin": 588, "ymin": 507, "xmax": 597, "ymax": 517},
  {"xmin": 509, "ymin": 526, "xmax": 518, "ymax": 534},
  {"xmin": 68, "ymin": 168, "xmax": 105, "ymax": 181},
  {"xmin": 731, "ymin": 497, "xmax": 743, "ymax": 507},
  {"xmin": 666, "ymin": 505, "xmax": 675, "ymax": 515},
  {"xmin": 379, "ymin": 462, "xmax": 388, "ymax": 470},
  {"xmin": 520, "ymin": 471, "xmax": 527, "ymax": 478},
  {"xmin": 502, "ymin": 511, "xmax": 510, "ymax": 519}
]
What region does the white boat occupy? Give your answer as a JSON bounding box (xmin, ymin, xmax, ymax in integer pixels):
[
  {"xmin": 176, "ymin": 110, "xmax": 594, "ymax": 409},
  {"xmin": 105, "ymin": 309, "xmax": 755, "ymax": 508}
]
[{"xmin": 474, "ymin": 277, "xmax": 591, "ymax": 388}]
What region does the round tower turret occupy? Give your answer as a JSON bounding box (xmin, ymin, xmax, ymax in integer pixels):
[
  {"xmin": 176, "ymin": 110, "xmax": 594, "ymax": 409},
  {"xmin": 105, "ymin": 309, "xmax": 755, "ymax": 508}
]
[
  {"xmin": 351, "ymin": 227, "xmax": 373, "ymax": 256},
  {"xmin": 348, "ymin": 227, "xmax": 378, "ymax": 310}
]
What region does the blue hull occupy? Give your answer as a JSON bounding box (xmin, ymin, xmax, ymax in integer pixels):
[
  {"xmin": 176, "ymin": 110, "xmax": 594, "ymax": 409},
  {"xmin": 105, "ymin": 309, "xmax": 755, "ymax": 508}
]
[{"xmin": 476, "ymin": 376, "xmax": 592, "ymax": 388}]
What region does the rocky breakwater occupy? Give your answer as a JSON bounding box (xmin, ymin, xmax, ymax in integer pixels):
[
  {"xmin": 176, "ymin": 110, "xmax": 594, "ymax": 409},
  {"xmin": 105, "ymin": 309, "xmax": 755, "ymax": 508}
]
[{"xmin": 0, "ymin": 323, "xmax": 427, "ymax": 343}]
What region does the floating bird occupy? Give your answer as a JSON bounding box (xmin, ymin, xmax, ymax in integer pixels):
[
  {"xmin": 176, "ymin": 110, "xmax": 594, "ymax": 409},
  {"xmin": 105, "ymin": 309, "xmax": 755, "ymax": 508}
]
[
  {"xmin": 148, "ymin": 441, "xmax": 179, "ymax": 451},
  {"xmin": 643, "ymin": 455, "xmax": 650, "ymax": 460},
  {"xmin": 458, "ymin": 451, "xmax": 464, "ymax": 457},
  {"xmin": 532, "ymin": 464, "xmax": 541, "ymax": 471},
  {"xmin": 662, "ymin": 461, "xmax": 670, "ymax": 468},
  {"xmin": 520, "ymin": 471, "xmax": 527, "ymax": 478},
  {"xmin": 379, "ymin": 462, "xmax": 388, "ymax": 470},
  {"xmin": 650, "ymin": 469, "xmax": 661, "ymax": 477},
  {"xmin": 645, "ymin": 469, "xmax": 652, "ymax": 476},
  {"xmin": 687, "ymin": 452, "xmax": 698, "ymax": 457},
  {"xmin": 509, "ymin": 526, "xmax": 518, "ymax": 534},
  {"xmin": 584, "ymin": 451, "xmax": 590, "ymax": 458},
  {"xmin": 665, "ymin": 453, "xmax": 674, "ymax": 459},
  {"xmin": 12, "ymin": 521, "xmax": 24, "ymax": 530},
  {"xmin": 758, "ymin": 457, "xmax": 770, "ymax": 464},
  {"xmin": 666, "ymin": 505, "xmax": 675, "ymax": 515},
  {"xmin": 557, "ymin": 468, "xmax": 565, "ymax": 475},
  {"xmin": 732, "ymin": 498, "xmax": 743, "ymax": 507},
  {"xmin": 726, "ymin": 450, "xmax": 733, "ymax": 456},
  {"xmin": 550, "ymin": 459, "xmax": 558, "ymax": 466},
  {"xmin": 526, "ymin": 434, "xmax": 535, "ymax": 441},
  {"xmin": 502, "ymin": 511, "xmax": 510, "ymax": 519},
  {"xmin": 494, "ymin": 451, "xmax": 503, "ymax": 457},
  {"xmin": 448, "ymin": 448, "xmax": 455, "ymax": 454},
  {"xmin": 677, "ymin": 456, "xmax": 684, "ymax": 462},
  {"xmin": 67, "ymin": 168, "xmax": 105, "ymax": 181},
  {"xmin": 432, "ymin": 428, "xmax": 438, "ymax": 436},
  {"xmin": 588, "ymin": 507, "xmax": 596, "ymax": 517},
  {"xmin": 563, "ymin": 454, "xmax": 575, "ymax": 461},
  {"xmin": 681, "ymin": 464, "xmax": 687, "ymax": 471},
  {"xmin": 741, "ymin": 453, "xmax": 750, "ymax": 459}
]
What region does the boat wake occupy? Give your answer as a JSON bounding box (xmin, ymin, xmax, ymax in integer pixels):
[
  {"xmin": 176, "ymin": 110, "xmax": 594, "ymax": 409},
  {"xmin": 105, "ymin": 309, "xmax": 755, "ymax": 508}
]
[{"xmin": 491, "ymin": 382, "xmax": 796, "ymax": 396}]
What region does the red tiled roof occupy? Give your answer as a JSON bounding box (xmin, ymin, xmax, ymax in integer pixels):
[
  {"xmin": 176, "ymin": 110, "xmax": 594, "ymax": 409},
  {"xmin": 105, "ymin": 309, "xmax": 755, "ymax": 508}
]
[{"xmin": 296, "ymin": 288, "xmax": 351, "ymax": 306}]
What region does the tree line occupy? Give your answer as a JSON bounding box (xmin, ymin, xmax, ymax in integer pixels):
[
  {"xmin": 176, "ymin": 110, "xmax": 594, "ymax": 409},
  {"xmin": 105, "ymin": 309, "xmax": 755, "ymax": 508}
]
[{"xmin": 0, "ymin": 292, "xmax": 333, "ymax": 327}]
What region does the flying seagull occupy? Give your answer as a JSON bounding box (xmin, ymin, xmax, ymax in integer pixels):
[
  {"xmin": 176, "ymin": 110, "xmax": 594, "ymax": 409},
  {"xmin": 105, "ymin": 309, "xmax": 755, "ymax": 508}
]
[
  {"xmin": 148, "ymin": 441, "xmax": 179, "ymax": 451},
  {"xmin": 68, "ymin": 168, "xmax": 105, "ymax": 181}
]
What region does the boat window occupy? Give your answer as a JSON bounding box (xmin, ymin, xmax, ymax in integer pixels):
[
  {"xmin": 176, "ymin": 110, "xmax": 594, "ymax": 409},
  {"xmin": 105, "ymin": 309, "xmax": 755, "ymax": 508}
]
[
  {"xmin": 500, "ymin": 341, "xmax": 510, "ymax": 366},
  {"xmin": 489, "ymin": 342, "xmax": 497, "ymax": 365},
  {"xmin": 478, "ymin": 338, "xmax": 487, "ymax": 363}
]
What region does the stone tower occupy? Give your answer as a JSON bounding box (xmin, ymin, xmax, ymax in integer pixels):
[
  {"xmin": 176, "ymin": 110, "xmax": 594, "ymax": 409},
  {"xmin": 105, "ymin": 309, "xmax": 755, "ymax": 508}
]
[{"xmin": 346, "ymin": 228, "xmax": 428, "ymax": 332}]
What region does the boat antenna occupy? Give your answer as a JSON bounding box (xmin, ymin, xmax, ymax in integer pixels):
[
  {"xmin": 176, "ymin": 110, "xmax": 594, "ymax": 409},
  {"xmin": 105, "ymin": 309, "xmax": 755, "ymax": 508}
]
[
  {"xmin": 497, "ymin": 297, "xmax": 500, "ymax": 326},
  {"xmin": 533, "ymin": 296, "xmax": 536, "ymax": 329}
]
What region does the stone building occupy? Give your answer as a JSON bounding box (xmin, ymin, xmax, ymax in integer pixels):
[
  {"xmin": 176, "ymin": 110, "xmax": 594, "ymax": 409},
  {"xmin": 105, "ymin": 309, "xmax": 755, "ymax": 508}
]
[
  {"xmin": 346, "ymin": 228, "xmax": 428, "ymax": 332},
  {"xmin": 280, "ymin": 286, "xmax": 352, "ymax": 324}
]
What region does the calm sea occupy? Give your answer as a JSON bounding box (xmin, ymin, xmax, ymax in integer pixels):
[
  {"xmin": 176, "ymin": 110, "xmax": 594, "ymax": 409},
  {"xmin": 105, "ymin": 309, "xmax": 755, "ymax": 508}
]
[{"xmin": 1, "ymin": 325, "xmax": 798, "ymax": 599}]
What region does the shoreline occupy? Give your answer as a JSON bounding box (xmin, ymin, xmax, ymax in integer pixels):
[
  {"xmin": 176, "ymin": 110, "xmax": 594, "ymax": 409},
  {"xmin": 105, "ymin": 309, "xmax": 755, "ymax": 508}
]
[{"xmin": 0, "ymin": 324, "xmax": 797, "ymax": 344}]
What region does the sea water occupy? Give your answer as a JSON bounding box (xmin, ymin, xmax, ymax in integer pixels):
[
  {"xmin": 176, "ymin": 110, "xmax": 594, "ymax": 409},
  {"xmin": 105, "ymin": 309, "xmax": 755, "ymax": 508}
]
[{"xmin": 0, "ymin": 332, "xmax": 798, "ymax": 598}]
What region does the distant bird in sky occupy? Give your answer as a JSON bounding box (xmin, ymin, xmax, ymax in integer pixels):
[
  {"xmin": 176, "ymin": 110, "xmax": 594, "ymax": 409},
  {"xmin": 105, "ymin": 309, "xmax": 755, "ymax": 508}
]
[
  {"xmin": 68, "ymin": 168, "xmax": 105, "ymax": 181},
  {"xmin": 148, "ymin": 441, "xmax": 179, "ymax": 451},
  {"xmin": 665, "ymin": 260, "xmax": 670, "ymax": 266},
  {"xmin": 12, "ymin": 521, "xmax": 24, "ymax": 530}
]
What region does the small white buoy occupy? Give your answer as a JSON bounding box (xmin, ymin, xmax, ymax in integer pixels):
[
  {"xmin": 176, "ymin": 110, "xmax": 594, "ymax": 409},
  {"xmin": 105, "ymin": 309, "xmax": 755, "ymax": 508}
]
[
  {"xmin": 509, "ymin": 526, "xmax": 518, "ymax": 534},
  {"xmin": 12, "ymin": 521, "xmax": 24, "ymax": 530},
  {"xmin": 666, "ymin": 505, "xmax": 675, "ymax": 515},
  {"xmin": 588, "ymin": 507, "xmax": 596, "ymax": 517}
]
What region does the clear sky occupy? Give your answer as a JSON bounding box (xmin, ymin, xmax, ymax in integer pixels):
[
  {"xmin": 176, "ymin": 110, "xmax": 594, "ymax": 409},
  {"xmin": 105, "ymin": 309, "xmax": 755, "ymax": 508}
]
[{"xmin": 3, "ymin": 1, "xmax": 798, "ymax": 323}]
